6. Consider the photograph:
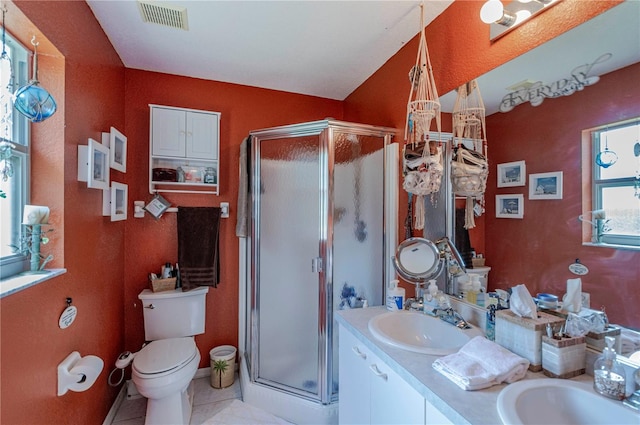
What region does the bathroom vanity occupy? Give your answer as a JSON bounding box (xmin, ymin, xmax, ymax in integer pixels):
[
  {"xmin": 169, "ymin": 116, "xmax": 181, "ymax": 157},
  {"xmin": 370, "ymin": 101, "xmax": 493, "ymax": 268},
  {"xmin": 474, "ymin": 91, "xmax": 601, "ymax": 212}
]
[{"xmin": 336, "ymin": 306, "xmax": 600, "ymax": 425}]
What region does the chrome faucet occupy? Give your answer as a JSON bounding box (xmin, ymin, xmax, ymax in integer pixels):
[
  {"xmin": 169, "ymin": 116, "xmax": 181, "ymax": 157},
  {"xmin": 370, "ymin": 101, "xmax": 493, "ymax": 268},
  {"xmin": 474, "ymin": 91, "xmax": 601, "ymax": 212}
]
[{"xmin": 432, "ymin": 306, "xmax": 471, "ymax": 329}]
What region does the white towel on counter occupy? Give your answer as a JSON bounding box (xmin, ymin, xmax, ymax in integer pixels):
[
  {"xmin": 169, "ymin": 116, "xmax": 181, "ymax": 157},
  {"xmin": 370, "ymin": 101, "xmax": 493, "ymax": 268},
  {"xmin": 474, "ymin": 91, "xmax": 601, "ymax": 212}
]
[{"xmin": 432, "ymin": 336, "xmax": 529, "ymax": 391}]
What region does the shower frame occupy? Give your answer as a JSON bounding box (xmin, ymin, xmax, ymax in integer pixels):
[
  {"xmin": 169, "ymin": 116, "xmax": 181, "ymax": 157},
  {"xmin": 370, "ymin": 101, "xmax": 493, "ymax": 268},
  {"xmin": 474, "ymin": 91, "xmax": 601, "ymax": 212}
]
[{"xmin": 244, "ymin": 119, "xmax": 397, "ymax": 408}]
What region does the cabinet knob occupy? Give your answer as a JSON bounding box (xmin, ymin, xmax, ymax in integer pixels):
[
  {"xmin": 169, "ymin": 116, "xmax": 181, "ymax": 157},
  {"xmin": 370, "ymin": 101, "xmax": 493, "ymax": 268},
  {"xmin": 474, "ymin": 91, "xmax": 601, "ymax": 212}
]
[{"xmin": 369, "ymin": 364, "xmax": 388, "ymax": 381}]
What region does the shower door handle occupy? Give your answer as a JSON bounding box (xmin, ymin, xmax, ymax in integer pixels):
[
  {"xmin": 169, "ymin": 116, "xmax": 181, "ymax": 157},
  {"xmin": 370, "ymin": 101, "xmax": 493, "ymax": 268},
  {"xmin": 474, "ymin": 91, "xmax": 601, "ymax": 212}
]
[{"xmin": 311, "ymin": 257, "xmax": 323, "ymax": 273}]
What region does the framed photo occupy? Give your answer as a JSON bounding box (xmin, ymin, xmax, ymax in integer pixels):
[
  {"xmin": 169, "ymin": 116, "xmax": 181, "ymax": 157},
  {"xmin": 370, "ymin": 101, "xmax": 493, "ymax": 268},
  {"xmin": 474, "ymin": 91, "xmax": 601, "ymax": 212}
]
[
  {"xmin": 102, "ymin": 182, "xmax": 128, "ymax": 221},
  {"xmin": 497, "ymin": 160, "xmax": 526, "ymax": 187},
  {"xmin": 496, "ymin": 194, "xmax": 524, "ymax": 219},
  {"xmin": 77, "ymin": 138, "xmax": 110, "ymax": 190},
  {"xmin": 529, "ymin": 171, "xmax": 563, "ymax": 200},
  {"xmin": 110, "ymin": 127, "xmax": 127, "ymax": 172}
]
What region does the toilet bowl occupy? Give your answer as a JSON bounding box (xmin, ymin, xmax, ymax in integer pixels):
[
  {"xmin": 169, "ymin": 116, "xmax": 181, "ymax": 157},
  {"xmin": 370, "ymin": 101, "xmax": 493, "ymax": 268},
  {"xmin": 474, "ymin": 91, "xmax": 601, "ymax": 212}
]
[{"xmin": 132, "ymin": 337, "xmax": 200, "ymax": 425}]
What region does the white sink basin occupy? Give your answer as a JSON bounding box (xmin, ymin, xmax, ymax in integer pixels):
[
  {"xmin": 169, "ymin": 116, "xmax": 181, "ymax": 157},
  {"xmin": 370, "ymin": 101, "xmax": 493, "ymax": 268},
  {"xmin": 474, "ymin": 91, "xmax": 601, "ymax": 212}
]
[
  {"xmin": 497, "ymin": 379, "xmax": 638, "ymax": 425},
  {"xmin": 367, "ymin": 311, "xmax": 482, "ymax": 355}
]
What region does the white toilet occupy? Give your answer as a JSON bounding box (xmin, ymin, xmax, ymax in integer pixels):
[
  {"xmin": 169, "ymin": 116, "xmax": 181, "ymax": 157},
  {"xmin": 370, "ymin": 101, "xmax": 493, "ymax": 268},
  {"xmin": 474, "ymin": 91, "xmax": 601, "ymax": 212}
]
[{"xmin": 132, "ymin": 286, "xmax": 209, "ymax": 425}]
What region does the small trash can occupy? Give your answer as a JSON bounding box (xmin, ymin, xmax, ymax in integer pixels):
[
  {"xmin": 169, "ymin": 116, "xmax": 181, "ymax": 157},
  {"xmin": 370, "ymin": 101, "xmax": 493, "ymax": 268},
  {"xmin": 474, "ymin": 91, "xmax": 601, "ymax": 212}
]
[{"xmin": 209, "ymin": 345, "xmax": 236, "ymax": 388}]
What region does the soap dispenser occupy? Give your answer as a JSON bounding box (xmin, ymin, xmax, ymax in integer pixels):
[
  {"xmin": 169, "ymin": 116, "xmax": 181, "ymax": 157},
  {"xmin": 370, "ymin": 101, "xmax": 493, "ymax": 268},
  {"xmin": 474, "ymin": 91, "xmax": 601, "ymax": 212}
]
[
  {"xmin": 593, "ymin": 336, "xmax": 626, "ymax": 400},
  {"xmin": 423, "ymin": 280, "xmax": 439, "ymax": 313},
  {"xmin": 426, "ymin": 280, "xmax": 438, "ymax": 301}
]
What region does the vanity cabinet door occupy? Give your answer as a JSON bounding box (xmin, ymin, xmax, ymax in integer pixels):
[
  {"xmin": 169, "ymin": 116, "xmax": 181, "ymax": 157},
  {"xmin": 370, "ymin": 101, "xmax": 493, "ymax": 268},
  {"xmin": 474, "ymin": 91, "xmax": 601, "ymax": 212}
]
[
  {"xmin": 339, "ymin": 325, "xmax": 372, "ymax": 424},
  {"xmin": 339, "ymin": 324, "xmax": 426, "ymax": 425},
  {"xmin": 369, "ymin": 359, "xmax": 425, "ymax": 425}
]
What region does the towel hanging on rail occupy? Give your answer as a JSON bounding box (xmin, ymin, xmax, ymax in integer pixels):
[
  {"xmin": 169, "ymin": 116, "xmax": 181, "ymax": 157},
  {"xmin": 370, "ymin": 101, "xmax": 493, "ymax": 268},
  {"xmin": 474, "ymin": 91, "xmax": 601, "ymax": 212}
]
[
  {"xmin": 178, "ymin": 207, "xmax": 221, "ymax": 289},
  {"xmin": 236, "ymin": 136, "xmax": 251, "ymax": 238}
]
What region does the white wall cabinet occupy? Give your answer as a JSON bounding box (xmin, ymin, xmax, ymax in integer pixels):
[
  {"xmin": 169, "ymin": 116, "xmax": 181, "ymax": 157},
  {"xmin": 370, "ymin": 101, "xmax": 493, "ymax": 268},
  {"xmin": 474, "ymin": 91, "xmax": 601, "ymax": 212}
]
[
  {"xmin": 339, "ymin": 324, "xmax": 427, "ymax": 425},
  {"xmin": 149, "ymin": 104, "xmax": 220, "ymax": 194}
]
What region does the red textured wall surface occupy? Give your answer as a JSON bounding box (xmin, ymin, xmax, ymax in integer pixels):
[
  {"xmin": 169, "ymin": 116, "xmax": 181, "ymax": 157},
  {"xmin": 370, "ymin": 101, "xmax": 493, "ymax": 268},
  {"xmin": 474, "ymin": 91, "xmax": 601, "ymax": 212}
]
[
  {"xmin": 2, "ymin": 1, "xmax": 126, "ymax": 424},
  {"xmin": 343, "ymin": 0, "xmax": 626, "ymax": 302},
  {"xmin": 484, "ymin": 62, "xmax": 640, "ymax": 329},
  {"xmin": 1, "ymin": 0, "xmax": 631, "ymax": 423},
  {"xmin": 122, "ymin": 69, "xmax": 343, "ymax": 369}
]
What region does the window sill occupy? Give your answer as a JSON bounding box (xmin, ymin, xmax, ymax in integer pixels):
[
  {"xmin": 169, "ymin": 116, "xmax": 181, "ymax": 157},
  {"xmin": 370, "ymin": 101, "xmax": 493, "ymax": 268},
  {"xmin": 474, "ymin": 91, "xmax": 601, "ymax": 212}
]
[
  {"xmin": 0, "ymin": 268, "xmax": 66, "ymax": 299},
  {"xmin": 582, "ymin": 242, "xmax": 640, "ymax": 252}
]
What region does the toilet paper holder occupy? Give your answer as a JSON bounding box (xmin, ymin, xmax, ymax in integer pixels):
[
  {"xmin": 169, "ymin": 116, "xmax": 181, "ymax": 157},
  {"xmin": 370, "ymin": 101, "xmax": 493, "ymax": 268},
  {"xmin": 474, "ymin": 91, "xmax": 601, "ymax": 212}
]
[{"xmin": 57, "ymin": 351, "xmax": 104, "ymax": 396}]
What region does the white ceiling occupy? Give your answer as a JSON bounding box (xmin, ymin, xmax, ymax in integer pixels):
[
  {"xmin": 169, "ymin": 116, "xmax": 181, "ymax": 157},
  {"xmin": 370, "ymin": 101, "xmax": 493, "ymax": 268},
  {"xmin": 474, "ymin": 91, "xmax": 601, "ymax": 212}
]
[
  {"xmin": 86, "ymin": 0, "xmax": 453, "ymax": 101},
  {"xmin": 86, "ymin": 1, "xmax": 639, "ymax": 112}
]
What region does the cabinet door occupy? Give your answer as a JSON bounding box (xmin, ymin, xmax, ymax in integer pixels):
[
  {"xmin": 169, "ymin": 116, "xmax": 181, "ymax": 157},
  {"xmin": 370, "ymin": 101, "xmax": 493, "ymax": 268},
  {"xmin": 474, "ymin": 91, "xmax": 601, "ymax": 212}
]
[
  {"xmin": 339, "ymin": 326, "xmax": 371, "ymax": 425},
  {"xmin": 425, "ymin": 400, "xmax": 454, "ymax": 425},
  {"xmin": 370, "ymin": 356, "xmax": 426, "ymax": 425},
  {"xmin": 186, "ymin": 111, "xmax": 218, "ymax": 160},
  {"xmin": 151, "ymin": 107, "xmax": 186, "ymax": 157}
]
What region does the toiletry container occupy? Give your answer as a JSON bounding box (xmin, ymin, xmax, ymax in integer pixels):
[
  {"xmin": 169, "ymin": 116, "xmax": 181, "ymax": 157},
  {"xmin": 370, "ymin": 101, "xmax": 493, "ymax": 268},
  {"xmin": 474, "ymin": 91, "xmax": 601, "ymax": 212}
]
[
  {"xmin": 593, "ymin": 336, "xmax": 626, "ymax": 400},
  {"xmin": 386, "ymin": 280, "xmax": 405, "ymax": 311},
  {"xmin": 542, "ymin": 335, "xmax": 586, "ymax": 379},
  {"xmin": 455, "ymin": 266, "xmax": 491, "ymax": 294},
  {"xmin": 423, "ymin": 280, "xmax": 439, "ymax": 312},
  {"xmin": 466, "ymin": 275, "xmax": 479, "ymax": 305},
  {"xmin": 495, "ymin": 309, "xmax": 565, "ymax": 371}
]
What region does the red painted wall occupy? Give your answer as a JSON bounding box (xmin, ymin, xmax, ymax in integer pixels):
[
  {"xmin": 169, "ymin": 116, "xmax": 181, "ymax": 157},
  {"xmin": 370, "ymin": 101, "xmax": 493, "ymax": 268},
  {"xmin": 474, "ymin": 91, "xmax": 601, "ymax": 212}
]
[
  {"xmin": 484, "ymin": 62, "xmax": 640, "ymax": 329},
  {"xmin": 2, "ymin": 2, "xmax": 342, "ymax": 424},
  {"xmin": 343, "ymin": 0, "xmax": 628, "ymax": 305},
  {"xmin": 2, "ymin": 1, "xmax": 126, "ymax": 424},
  {"xmin": 1, "ymin": 0, "xmax": 631, "ymax": 423},
  {"xmin": 122, "ymin": 70, "xmax": 343, "ymax": 367}
]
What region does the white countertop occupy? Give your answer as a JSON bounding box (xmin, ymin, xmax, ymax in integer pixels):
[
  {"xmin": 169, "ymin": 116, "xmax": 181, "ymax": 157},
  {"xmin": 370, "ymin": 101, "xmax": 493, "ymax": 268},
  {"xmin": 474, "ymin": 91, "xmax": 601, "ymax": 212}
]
[{"xmin": 336, "ymin": 306, "xmax": 595, "ymax": 425}]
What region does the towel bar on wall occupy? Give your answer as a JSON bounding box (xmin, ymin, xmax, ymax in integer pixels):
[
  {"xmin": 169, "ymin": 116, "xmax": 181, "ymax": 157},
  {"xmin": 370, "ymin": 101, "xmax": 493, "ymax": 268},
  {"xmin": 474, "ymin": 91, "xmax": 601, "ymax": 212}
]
[{"xmin": 133, "ymin": 201, "xmax": 229, "ymax": 219}]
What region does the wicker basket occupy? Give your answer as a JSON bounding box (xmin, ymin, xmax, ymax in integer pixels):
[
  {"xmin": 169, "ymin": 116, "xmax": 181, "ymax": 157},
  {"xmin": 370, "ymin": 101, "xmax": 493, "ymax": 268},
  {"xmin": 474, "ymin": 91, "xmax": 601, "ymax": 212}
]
[
  {"xmin": 472, "ymin": 258, "xmax": 486, "ymax": 267},
  {"xmin": 150, "ymin": 277, "xmax": 176, "ymax": 292}
]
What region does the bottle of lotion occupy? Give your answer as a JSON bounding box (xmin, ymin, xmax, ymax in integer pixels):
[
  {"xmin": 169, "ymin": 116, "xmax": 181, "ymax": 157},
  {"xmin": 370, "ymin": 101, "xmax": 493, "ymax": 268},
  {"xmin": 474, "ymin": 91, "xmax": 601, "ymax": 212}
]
[{"xmin": 386, "ymin": 280, "xmax": 405, "ymax": 311}]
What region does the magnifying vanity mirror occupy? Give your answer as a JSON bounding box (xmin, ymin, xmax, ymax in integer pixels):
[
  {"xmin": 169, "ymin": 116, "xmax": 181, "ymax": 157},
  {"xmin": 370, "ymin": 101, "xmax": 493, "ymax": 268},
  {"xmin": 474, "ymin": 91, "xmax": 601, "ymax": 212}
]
[{"xmin": 392, "ymin": 237, "xmax": 442, "ymax": 283}]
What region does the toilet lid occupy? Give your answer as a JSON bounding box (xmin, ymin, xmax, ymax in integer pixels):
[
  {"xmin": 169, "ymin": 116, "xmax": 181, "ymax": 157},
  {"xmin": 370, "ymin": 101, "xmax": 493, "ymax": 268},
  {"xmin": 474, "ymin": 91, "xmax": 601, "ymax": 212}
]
[{"xmin": 133, "ymin": 337, "xmax": 197, "ymax": 375}]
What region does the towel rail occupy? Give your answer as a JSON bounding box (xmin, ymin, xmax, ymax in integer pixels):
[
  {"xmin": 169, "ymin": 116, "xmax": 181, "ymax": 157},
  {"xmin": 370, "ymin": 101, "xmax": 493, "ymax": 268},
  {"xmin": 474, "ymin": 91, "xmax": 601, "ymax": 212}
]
[{"xmin": 133, "ymin": 201, "xmax": 229, "ymax": 218}]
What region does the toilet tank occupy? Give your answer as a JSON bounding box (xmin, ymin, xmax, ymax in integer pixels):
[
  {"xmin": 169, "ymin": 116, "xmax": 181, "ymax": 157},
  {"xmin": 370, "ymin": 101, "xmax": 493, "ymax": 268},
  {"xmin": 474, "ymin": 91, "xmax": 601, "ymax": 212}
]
[{"xmin": 138, "ymin": 286, "xmax": 209, "ymax": 341}]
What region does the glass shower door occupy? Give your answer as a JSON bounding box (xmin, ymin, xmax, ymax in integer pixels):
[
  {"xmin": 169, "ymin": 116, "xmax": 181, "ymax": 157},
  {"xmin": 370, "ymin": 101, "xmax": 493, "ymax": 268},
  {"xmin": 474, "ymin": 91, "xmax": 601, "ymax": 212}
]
[{"xmin": 252, "ymin": 131, "xmax": 324, "ymax": 400}]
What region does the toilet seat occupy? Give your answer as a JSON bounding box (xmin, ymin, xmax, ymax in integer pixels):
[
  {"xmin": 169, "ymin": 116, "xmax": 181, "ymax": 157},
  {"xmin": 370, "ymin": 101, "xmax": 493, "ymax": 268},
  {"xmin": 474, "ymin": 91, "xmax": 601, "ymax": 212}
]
[{"xmin": 133, "ymin": 337, "xmax": 197, "ymax": 378}]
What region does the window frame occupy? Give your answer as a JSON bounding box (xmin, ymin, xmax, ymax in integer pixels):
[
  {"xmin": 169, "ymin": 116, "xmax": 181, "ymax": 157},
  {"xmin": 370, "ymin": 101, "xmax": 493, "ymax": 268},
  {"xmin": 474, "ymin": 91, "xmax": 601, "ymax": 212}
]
[
  {"xmin": 0, "ymin": 29, "xmax": 31, "ymax": 279},
  {"xmin": 588, "ymin": 119, "xmax": 640, "ymax": 249}
]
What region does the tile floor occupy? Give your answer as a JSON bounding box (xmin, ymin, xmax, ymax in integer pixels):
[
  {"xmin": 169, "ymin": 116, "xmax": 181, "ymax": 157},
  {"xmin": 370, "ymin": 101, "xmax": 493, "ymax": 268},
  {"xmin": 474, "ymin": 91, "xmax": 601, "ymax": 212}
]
[{"xmin": 110, "ymin": 373, "xmax": 242, "ymax": 425}]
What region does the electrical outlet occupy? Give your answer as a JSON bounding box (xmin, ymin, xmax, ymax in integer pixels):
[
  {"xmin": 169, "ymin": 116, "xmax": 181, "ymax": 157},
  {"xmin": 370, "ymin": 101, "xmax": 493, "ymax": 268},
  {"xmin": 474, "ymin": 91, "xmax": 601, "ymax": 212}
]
[
  {"xmin": 581, "ymin": 292, "xmax": 590, "ymax": 309},
  {"xmin": 220, "ymin": 202, "xmax": 229, "ymax": 218}
]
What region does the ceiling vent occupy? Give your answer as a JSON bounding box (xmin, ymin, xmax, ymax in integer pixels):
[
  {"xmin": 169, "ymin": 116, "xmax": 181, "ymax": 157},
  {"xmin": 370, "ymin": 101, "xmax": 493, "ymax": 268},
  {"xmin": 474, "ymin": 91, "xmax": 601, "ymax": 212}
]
[{"xmin": 137, "ymin": 1, "xmax": 189, "ymax": 31}]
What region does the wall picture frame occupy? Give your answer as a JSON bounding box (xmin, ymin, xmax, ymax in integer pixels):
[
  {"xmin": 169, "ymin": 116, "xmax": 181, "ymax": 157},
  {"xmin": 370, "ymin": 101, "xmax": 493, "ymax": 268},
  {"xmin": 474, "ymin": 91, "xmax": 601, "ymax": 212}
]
[
  {"xmin": 102, "ymin": 126, "xmax": 127, "ymax": 173},
  {"xmin": 529, "ymin": 171, "xmax": 563, "ymax": 200},
  {"xmin": 496, "ymin": 194, "xmax": 524, "ymax": 219},
  {"xmin": 77, "ymin": 138, "xmax": 110, "ymax": 190},
  {"xmin": 497, "ymin": 160, "xmax": 526, "ymax": 187},
  {"xmin": 102, "ymin": 182, "xmax": 128, "ymax": 221}
]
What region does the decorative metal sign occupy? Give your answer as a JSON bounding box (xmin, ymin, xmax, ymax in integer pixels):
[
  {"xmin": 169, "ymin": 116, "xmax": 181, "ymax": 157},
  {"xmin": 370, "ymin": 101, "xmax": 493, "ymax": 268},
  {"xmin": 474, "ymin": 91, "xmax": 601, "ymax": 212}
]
[{"xmin": 499, "ymin": 53, "xmax": 612, "ymax": 113}]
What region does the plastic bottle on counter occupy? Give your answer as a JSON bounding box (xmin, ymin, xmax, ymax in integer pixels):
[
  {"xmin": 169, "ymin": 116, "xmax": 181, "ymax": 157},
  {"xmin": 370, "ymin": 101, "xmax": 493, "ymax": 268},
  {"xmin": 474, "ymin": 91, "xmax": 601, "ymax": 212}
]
[
  {"xmin": 467, "ymin": 274, "xmax": 480, "ymax": 305},
  {"xmin": 386, "ymin": 280, "xmax": 405, "ymax": 311}
]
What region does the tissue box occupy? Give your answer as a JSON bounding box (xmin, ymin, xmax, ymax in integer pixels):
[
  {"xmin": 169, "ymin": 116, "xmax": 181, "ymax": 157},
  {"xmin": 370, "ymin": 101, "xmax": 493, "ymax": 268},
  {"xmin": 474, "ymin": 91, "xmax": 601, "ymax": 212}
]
[
  {"xmin": 542, "ymin": 335, "xmax": 586, "ymax": 379},
  {"xmin": 585, "ymin": 325, "xmax": 621, "ymax": 352},
  {"xmin": 495, "ymin": 310, "xmax": 565, "ymax": 371}
]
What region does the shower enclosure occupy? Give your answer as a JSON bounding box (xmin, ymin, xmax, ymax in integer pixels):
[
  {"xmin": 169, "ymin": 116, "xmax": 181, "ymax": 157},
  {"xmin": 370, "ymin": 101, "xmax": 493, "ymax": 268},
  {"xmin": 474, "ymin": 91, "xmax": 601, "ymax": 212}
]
[{"xmin": 240, "ymin": 120, "xmax": 397, "ymax": 424}]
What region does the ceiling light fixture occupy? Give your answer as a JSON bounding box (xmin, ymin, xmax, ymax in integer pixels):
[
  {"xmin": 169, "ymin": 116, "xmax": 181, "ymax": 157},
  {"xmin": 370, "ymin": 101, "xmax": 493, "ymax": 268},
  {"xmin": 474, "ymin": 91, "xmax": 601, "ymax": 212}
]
[{"xmin": 481, "ymin": 0, "xmax": 562, "ymax": 40}]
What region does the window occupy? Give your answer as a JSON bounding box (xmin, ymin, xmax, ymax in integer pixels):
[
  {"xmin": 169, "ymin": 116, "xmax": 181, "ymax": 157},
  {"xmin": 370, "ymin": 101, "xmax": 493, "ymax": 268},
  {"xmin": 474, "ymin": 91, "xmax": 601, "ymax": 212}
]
[
  {"xmin": 590, "ymin": 120, "xmax": 640, "ymax": 248},
  {"xmin": 0, "ymin": 30, "xmax": 30, "ymax": 279}
]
